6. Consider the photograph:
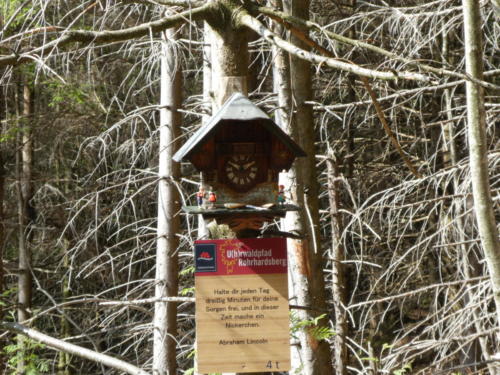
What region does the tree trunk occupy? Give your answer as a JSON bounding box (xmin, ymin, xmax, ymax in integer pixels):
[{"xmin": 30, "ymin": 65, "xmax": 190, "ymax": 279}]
[
  {"xmin": 461, "ymin": 0, "xmax": 500, "ymax": 327},
  {"xmin": 152, "ymin": 22, "xmax": 182, "ymax": 375},
  {"xmin": 270, "ymin": 1, "xmax": 302, "ymax": 370},
  {"xmin": 327, "ymin": 4, "xmax": 355, "ymax": 374},
  {"xmin": 53, "ymin": 139, "xmax": 72, "ymax": 375},
  {"xmin": 441, "ymin": 23, "xmax": 497, "ymax": 374},
  {"xmin": 209, "ymin": 21, "xmax": 248, "ymax": 106},
  {"xmin": 197, "ymin": 21, "xmax": 215, "ymax": 241},
  {"xmin": 17, "ymin": 78, "xmax": 33, "ymax": 324},
  {"xmin": 0, "ymin": 103, "xmax": 5, "ymax": 375},
  {"xmin": 327, "ymin": 156, "xmax": 348, "ymax": 375},
  {"xmin": 57, "ymin": 239, "xmax": 72, "ymax": 375},
  {"xmin": 281, "ymin": 0, "xmax": 334, "ymax": 373},
  {"xmin": 193, "ymin": 24, "xmax": 213, "ymax": 375},
  {"xmin": 16, "ymin": 77, "xmax": 34, "ymax": 375}
]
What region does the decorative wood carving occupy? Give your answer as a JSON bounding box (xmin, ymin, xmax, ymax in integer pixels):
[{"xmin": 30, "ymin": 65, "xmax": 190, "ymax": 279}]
[{"xmin": 173, "ymin": 94, "xmax": 306, "ymax": 230}]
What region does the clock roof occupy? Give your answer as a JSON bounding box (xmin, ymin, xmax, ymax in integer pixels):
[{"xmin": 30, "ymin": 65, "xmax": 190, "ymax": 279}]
[{"xmin": 173, "ymin": 93, "xmax": 306, "ymax": 162}]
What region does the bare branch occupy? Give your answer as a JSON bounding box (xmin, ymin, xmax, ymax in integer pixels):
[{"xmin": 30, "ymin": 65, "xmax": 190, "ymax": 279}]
[
  {"xmin": 347, "ymin": 276, "xmax": 489, "ymax": 309},
  {"xmin": 121, "ymin": 0, "xmax": 204, "ymax": 7},
  {"xmin": 362, "ymin": 78, "xmax": 422, "ymax": 178},
  {"xmin": 0, "ymin": 0, "xmax": 32, "ymax": 35},
  {"xmin": 238, "ymin": 12, "xmax": 432, "ymax": 82},
  {"xmin": 308, "ymin": 80, "xmax": 464, "ymax": 110},
  {"xmin": 0, "ymin": 322, "xmax": 151, "ymax": 375},
  {"xmin": 259, "ymin": 10, "xmax": 422, "ymax": 177},
  {"xmin": 0, "ymin": 3, "xmax": 213, "ymax": 67},
  {"xmin": 100, "ymin": 296, "xmax": 195, "ymax": 306},
  {"xmin": 254, "ymin": 5, "xmax": 500, "ymax": 90},
  {"xmin": 0, "ymin": 26, "xmax": 65, "ymax": 47}
]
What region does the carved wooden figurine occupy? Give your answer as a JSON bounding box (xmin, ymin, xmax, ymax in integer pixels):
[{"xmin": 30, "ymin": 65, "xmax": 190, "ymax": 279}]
[
  {"xmin": 277, "ymin": 185, "xmax": 286, "ymax": 205},
  {"xmin": 207, "ymin": 189, "xmax": 217, "ymax": 209},
  {"xmin": 197, "ymin": 187, "xmax": 206, "ymax": 207}
]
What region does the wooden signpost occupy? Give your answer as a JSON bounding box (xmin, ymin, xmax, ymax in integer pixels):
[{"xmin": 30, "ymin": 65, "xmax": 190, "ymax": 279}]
[
  {"xmin": 174, "ymin": 93, "xmax": 306, "ymax": 373},
  {"xmin": 195, "ymin": 238, "xmax": 291, "ymax": 373}
]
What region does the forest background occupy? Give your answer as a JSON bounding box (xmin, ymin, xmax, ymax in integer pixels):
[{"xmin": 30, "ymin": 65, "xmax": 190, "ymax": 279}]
[{"xmin": 0, "ymin": 0, "xmax": 499, "ymax": 374}]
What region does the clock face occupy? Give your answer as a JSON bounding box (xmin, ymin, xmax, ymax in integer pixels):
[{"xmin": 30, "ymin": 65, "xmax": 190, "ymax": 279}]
[{"xmin": 224, "ymin": 154, "xmax": 259, "ymax": 190}]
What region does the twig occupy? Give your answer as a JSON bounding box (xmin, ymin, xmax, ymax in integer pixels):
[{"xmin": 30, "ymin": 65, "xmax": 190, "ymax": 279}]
[
  {"xmin": 100, "ymin": 296, "xmax": 194, "ymax": 305},
  {"xmin": 433, "ymin": 359, "xmax": 500, "ymax": 375},
  {"xmin": 121, "ymin": 0, "xmax": 204, "ymax": 7},
  {"xmin": 362, "ymin": 77, "xmax": 422, "ymax": 177},
  {"xmin": 308, "ymin": 81, "xmax": 465, "ymax": 110},
  {"xmin": 348, "ymin": 276, "xmax": 489, "ymax": 309}
]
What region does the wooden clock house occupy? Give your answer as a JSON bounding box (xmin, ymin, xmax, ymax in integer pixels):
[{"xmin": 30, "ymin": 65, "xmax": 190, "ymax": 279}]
[{"xmin": 173, "ymin": 93, "xmax": 306, "ymax": 234}]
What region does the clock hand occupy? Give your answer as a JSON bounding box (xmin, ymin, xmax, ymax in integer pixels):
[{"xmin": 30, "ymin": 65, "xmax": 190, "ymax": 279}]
[
  {"xmin": 227, "ymin": 161, "xmax": 240, "ymax": 169},
  {"xmin": 242, "ymin": 161, "xmax": 256, "ymax": 170}
]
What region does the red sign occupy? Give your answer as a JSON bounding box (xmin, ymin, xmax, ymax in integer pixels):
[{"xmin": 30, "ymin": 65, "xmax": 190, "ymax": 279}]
[{"xmin": 195, "ymin": 238, "xmax": 287, "ymax": 276}]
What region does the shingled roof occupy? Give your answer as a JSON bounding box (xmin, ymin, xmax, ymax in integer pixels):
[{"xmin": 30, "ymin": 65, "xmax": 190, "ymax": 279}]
[{"xmin": 173, "ymin": 93, "xmax": 306, "ymax": 162}]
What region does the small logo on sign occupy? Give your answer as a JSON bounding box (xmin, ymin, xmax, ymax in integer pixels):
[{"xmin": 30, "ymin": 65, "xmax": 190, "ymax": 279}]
[
  {"xmin": 195, "ymin": 244, "xmax": 217, "ymax": 272},
  {"xmin": 198, "ymin": 252, "xmax": 213, "ymax": 261}
]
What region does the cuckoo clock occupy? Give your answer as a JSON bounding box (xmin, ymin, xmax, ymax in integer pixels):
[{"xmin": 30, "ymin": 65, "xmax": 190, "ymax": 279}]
[{"xmin": 173, "ymin": 93, "xmax": 306, "ymax": 234}]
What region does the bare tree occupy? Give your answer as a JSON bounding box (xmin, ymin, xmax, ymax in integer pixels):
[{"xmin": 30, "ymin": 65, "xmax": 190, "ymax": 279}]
[
  {"xmin": 0, "ymin": 94, "xmax": 6, "ymax": 375},
  {"xmin": 461, "ymin": 0, "xmax": 500, "ymax": 326},
  {"xmin": 153, "ymin": 15, "xmax": 182, "ymax": 375},
  {"xmin": 16, "ymin": 75, "xmax": 34, "ymax": 375}
]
